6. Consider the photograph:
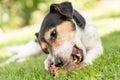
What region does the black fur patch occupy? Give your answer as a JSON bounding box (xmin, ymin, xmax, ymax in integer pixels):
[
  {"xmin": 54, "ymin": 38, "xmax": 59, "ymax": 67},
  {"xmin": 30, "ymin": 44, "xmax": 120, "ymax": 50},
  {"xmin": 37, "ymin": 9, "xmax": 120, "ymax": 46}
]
[
  {"xmin": 73, "ymin": 10, "xmax": 86, "ymax": 29},
  {"xmin": 50, "ymin": 2, "xmax": 73, "ymax": 18}
]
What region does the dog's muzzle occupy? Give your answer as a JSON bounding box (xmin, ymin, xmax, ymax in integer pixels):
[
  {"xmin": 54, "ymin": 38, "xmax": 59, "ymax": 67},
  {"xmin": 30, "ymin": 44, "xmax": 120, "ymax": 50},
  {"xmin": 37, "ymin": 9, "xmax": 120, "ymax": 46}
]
[{"xmin": 55, "ymin": 45, "xmax": 84, "ymax": 67}]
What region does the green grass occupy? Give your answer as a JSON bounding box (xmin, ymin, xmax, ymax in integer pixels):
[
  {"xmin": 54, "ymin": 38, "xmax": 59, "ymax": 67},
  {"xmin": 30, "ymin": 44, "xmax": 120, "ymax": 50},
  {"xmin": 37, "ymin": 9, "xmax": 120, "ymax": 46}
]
[{"xmin": 0, "ymin": 31, "xmax": 120, "ymax": 80}]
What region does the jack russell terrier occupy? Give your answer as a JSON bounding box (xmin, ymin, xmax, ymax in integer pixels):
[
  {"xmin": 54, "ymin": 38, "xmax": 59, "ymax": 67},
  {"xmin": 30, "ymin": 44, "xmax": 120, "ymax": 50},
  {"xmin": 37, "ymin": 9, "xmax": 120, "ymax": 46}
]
[{"xmin": 36, "ymin": 2, "xmax": 103, "ymax": 74}]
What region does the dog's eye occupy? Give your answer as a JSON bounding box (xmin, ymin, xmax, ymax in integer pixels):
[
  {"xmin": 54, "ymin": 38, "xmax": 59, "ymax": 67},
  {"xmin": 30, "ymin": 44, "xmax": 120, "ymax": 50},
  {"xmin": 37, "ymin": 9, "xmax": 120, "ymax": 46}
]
[{"xmin": 50, "ymin": 29, "xmax": 57, "ymax": 41}]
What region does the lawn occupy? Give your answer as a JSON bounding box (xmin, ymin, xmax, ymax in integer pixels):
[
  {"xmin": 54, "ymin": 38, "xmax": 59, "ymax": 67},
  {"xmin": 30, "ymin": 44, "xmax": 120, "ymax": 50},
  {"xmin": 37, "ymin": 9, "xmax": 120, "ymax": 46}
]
[
  {"xmin": 0, "ymin": 1, "xmax": 120, "ymax": 80},
  {"xmin": 0, "ymin": 31, "xmax": 120, "ymax": 80}
]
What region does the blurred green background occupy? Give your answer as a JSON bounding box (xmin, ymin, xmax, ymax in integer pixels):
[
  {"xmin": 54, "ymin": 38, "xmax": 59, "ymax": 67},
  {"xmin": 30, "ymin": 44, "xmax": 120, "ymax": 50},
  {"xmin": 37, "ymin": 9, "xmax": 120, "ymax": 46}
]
[
  {"xmin": 0, "ymin": 0, "xmax": 120, "ymax": 31},
  {"xmin": 0, "ymin": 0, "xmax": 120, "ymax": 59},
  {"xmin": 0, "ymin": 0, "xmax": 100, "ymax": 31}
]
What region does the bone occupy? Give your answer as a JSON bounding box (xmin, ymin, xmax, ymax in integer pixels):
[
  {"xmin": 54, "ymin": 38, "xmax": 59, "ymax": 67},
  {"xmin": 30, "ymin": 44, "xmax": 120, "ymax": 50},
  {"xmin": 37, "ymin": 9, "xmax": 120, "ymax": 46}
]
[{"xmin": 49, "ymin": 61, "xmax": 84, "ymax": 75}]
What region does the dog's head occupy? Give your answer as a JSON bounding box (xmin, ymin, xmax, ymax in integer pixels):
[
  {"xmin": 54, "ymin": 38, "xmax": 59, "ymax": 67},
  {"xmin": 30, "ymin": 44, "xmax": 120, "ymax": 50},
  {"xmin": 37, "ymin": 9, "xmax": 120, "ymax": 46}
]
[{"xmin": 36, "ymin": 2, "xmax": 86, "ymax": 67}]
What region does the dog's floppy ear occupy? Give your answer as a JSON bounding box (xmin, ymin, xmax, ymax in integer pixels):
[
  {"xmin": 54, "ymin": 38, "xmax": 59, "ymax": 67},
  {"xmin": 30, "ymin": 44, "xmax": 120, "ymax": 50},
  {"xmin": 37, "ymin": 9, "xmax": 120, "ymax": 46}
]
[
  {"xmin": 35, "ymin": 32, "xmax": 41, "ymax": 44},
  {"xmin": 50, "ymin": 2, "xmax": 73, "ymax": 18},
  {"xmin": 73, "ymin": 10, "xmax": 86, "ymax": 29},
  {"xmin": 35, "ymin": 32, "xmax": 39, "ymax": 38}
]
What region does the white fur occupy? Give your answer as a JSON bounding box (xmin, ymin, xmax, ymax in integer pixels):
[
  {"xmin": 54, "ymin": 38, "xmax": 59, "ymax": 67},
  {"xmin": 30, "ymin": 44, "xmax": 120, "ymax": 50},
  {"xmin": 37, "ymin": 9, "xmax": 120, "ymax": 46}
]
[
  {"xmin": 54, "ymin": 42, "xmax": 74, "ymax": 60},
  {"xmin": 77, "ymin": 14, "xmax": 103, "ymax": 65},
  {"xmin": 0, "ymin": 40, "xmax": 43, "ymax": 66},
  {"xmin": 6, "ymin": 46, "xmax": 24, "ymax": 54}
]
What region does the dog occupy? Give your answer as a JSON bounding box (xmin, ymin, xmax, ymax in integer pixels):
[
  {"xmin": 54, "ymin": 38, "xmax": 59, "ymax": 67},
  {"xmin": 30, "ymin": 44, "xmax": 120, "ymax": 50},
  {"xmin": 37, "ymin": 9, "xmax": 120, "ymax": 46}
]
[
  {"xmin": 0, "ymin": 39, "xmax": 43, "ymax": 66},
  {"xmin": 36, "ymin": 2, "xmax": 103, "ymax": 73}
]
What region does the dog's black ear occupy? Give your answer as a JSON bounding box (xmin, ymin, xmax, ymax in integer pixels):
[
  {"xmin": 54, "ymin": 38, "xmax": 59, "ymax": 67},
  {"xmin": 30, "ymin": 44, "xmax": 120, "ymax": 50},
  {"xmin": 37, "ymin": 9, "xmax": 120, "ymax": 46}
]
[
  {"xmin": 50, "ymin": 2, "xmax": 73, "ymax": 18},
  {"xmin": 35, "ymin": 32, "xmax": 41, "ymax": 44},
  {"xmin": 35, "ymin": 32, "xmax": 39, "ymax": 38},
  {"xmin": 73, "ymin": 10, "xmax": 86, "ymax": 29}
]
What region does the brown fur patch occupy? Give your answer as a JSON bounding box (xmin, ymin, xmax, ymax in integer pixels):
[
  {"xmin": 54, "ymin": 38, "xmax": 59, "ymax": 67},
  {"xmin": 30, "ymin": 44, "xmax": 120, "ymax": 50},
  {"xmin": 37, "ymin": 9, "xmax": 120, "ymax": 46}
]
[
  {"xmin": 41, "ymin": 42, "xmax": 47, "ymax": 50},
  {"xmin": 52, "ymin": 21, "xmax": 75, "ymax": 48},
  {"xmin": 40, "ymin": 42, "xmax": 50, "ymax": 54},
  {"xmin": 44, "ymin": 21, "xmax": 75, "ymax": 48},
  {"xmin": 44, "ymin": 28, "xmax": 56, "ymax": 41}
]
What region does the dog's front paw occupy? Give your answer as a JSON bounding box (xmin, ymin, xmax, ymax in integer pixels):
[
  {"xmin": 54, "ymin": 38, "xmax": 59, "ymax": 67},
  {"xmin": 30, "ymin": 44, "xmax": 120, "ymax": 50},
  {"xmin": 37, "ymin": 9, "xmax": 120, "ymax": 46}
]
[
  {"xmin": 83, "ymin": 58, "xmax": 93, "ymax": 65},
  {"xmin": 44, "ymin": 59, "xmax": 53, "ymax": 71}
]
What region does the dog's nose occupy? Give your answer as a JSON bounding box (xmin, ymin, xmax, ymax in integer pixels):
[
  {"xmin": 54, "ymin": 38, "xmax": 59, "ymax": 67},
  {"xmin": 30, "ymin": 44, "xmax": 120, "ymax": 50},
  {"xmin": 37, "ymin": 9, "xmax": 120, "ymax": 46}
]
[{"xmin": 55, "ymin": 58, "xmax": 64, "ymax": 67}]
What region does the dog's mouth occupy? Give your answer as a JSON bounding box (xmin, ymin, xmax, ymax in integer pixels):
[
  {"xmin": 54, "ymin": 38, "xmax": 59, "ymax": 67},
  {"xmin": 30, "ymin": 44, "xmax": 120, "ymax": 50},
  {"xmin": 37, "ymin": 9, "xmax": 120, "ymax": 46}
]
[
  {"xmin": 49, "ymin": 45, "xmax": 84, "ymax": 74},
  {"xmin": 71, "ymin": 45, "xmax": 84, "ymax": 63}
]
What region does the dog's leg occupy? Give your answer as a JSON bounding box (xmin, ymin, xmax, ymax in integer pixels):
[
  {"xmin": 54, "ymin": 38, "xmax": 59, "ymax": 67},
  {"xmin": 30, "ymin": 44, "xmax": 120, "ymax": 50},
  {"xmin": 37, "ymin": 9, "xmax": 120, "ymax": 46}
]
[
  {"xmin": 3, "ymin": 54, "xmax": 20, "ymax": 64},
  {"xmin": 3, "ymin": 51, "xmax": 27, "ymax": 65},
  {"xmin": 44, "ymin": 54, "xmax": 53, "ymax": 71},
  {"xmin": 84, "ymin": 45, "xmax": 103, "ymax": 65},
  {"xmin": 6, "ymin": 46, "xmax": 24, "ymax": 54},
  {"xmin": 16, "ymin": 58, "xmax": 26, "ymax": 63}
]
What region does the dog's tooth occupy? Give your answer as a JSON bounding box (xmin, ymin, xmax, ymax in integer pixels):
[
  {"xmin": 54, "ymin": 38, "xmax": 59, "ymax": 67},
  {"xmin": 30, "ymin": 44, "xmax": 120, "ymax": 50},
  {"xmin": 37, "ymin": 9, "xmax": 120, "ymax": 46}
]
[
  {"xmin": 74, "ymin": 59, "xmax": 77, "ymax": 63},
  {"xmin": 79, "ymin": 56, "xmax": 81, "ymax": 60},
  {"xmin": 76, "ymin": 54, "xmax": 81, "ymax": 56},
  {"xmin": 51, "ymin": 64, "xmax": 56, "ymax": 68}
]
